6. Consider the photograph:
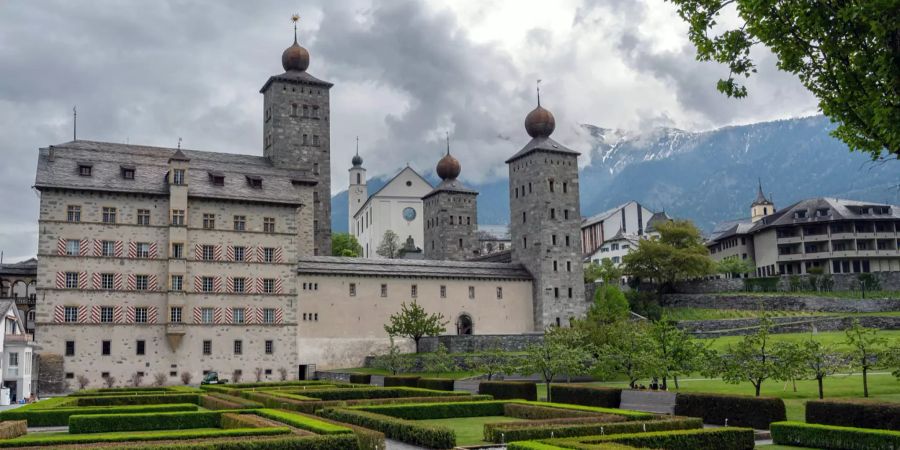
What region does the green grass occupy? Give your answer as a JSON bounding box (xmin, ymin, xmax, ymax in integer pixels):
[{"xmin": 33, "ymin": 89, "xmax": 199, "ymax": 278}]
[
  {"xmin": 418, "ymin": 416, "xmax": 524, "ymax": 446},
  {"xmin": 702, "ymin": 330, "xmax": 900, "ymax": 352},
  {"xmin": 253, "ymin": 409, "xmax": 352, "ymax": 434},
  {"xmin": 717, "ymin": 290, "xmax": 900, "ymax": 299}
]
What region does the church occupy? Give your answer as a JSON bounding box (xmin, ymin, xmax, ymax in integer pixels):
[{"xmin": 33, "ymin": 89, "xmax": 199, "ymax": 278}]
[{"xmin": 31, "ymin": 21, "xmax": 588, "ymax": 382}]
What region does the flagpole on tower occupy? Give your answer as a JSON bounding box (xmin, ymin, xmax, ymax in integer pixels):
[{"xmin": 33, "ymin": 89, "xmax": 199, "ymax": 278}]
[{"xmin": 73, "ymin": 106, "xmax": 77, "ymax": 141}]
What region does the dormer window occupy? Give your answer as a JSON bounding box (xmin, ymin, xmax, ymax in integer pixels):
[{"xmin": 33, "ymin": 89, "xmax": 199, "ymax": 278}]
[
  {"xmin": 78, "ymin": 164, "xmax": 92, "ymax": 177},
  {"xmin": 208, "ymin": 172, "xmax": 225, "ymax": 186},
  {"xmin": 816, "ymin": 208, "xmax": 830, "ymax": 217},
  {"xmin": 793, "ymin": 210, "xmax": 807, "ymax": 219},
  {"xmin": 246, "ymin": 175, "xmax": 262, "ymax": 189},
  {"xmin": 121, "ymin": 166, "xmax": 135, "ymax": 180}
]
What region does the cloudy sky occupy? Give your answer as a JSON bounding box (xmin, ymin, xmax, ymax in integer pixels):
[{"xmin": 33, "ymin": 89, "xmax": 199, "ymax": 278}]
[{"xmin": 0, "ymin": 0, "xmax": 818, "ymax": 261}]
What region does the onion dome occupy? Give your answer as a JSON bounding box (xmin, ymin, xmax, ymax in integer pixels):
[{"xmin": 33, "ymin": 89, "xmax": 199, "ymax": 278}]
[
  {"xmin": 352, "ymin": 153, "xmax": 363, "ymax": 167},
  {"xmin": 282, "ymin": 38, "xmax": 310, "ymax": 72},
  {"xmin": 436, "ymin": 153, "xmax": 461, "ymax": 180},
  {"xmin": 525, "ymin": 105, "xmax": 555, "ymax": 138}
]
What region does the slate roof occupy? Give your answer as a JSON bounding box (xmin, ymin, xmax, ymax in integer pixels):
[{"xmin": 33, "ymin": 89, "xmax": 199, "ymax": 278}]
[
  {"xmin": 423, "ymin": 178, "xmax": 478, "ymax": 199},
  {"xmin": 706, "ymin": 217, "xmax": 755, "ymax": 244},
  {"xmin": 752, "ymin": 198, "xmax": 899, "ymax": 230},
  {"xmin": 645, "ymin": 211, "xmax": 672, "ymax": 232},
  {"xmin": 35, "ymin": 140, "xmax": 316, "ymax": 205},
  {"xmin": 352, "ymin": 166, "xmax": 432, "ymax": 219},
  {"xmin": 296, "ymin": 256, "xmax": 532, "ymax": 280},
  {"xmin": 0, "ymin": 258, "xmax": 37, "ymax": 276},
  {"xmin": 505, "ymin": 136, "xmax": 580, "ymax": 164},
  {"xmin": 259, "ymin": 71, "xmax": 333, "ymax": 92},
  {"xmin": 468, "ymin": 249, "xmax": 513, "ymax": 263}
]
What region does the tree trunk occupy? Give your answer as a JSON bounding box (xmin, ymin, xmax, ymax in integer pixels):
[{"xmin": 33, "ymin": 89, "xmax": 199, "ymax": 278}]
[
  {"xmin": 754, "ymin": 382, "xmax": 761, "ymax": 397},
  {"xmin": 662, "ymin": 376, "xmax": 668, "ymax": 391},
  {"xmin": 414, "ymin": 337, "xmax": 420, "ymax": 353},
  {"xmin": 817, "ymin": 377, "xmax": 824, "ymax": 399},
  {"xmin": 792, "ymin": 377, "xmax": 797, "ymax": 392},
  {"xmin": 674, "ymin": 375, "xmax": 680, "ymax": 390},
  {"xmin": 863, "ymin": 366, "xmax": 869, "ymax": 397}
]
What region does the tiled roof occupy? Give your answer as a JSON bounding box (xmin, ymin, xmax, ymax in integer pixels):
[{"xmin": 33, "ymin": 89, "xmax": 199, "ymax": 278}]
[
  {"xmin": 296, "ymin": 256, "xmax": 532, "ymax": 280},
  {"xmin": 0, "ymin": 258, "xmax": 37, "ymax": 276},
  {"xmin": 505, "ymin": 136, "xmax": 580, "ymax": 164},
  {"xmin": 35, "ymin": 140, "xmax": 316, "ymax": 205}
]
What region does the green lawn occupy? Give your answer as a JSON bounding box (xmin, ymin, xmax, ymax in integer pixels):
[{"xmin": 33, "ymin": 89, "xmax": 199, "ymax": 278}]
[
  {"xmin": 702, "ymin": 330, "xmax": 900, "ymax": 352},
  {"xmin": 417, "ymin": 416, "xmax": 524, "ymax": 446}
]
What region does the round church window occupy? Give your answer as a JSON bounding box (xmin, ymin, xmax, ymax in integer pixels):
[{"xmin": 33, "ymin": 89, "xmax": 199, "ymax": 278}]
[{"xmin": 402, "ymin": 207, "xmax": 416, "ymax": 222}]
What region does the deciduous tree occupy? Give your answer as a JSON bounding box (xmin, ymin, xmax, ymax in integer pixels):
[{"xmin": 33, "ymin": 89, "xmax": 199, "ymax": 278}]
[
  {"xmin": 519, "ymin": 327, "xmax": 593, "ymax": 401},
  {"xmin": 800, "ymin": 338, "xmax": 846, "ymax": 399},
  {"xmin": 376, "ymin": 230, "xmax": 401, "ymax": 259},
  {"xmin": 597, "ymin": 321, "xmax": 661, "ymax": 388},
  {"xmin": 649, "ymin": 319, "xmax": 705, "ymax": 390},
  {"xmin": 585, "ymin": 258, "xmax": 623, "ymax": 284},
  {"xmin": 844, "ymin": 319, "xmax": 886, "ymax": 397},
  {"xmin": 332, "ymin": 232, "xmax": 362, "ymax": 257},
  {"xmin": 384, "ymin": 301, "xmax": 448, "ymax": 352},
  {"xmin": 623, "ymin": 220, "xmax": 716, "ymax": 292},
  {"xmin": 719, "ymin": 316, "xmax": 786, "ymax": 396}
]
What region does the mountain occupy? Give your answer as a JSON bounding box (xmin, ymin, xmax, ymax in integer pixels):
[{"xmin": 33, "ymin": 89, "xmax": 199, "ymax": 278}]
[{"xmin": 332, "ymin": 115, "xmax": 899, "ymax": 234}]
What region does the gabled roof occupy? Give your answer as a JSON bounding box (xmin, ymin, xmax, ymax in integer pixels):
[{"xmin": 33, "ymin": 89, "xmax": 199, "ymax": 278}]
[
  {"xmin": 505, "ymin": 136, "xmax": 580, "ymax": 164},
  {"xmin": 353, "ymin": 166, "xmax": 433, "ymax": 219},
  {"xmin": 582, "ymin": 201, "xmax": 638, "ymax": 227},
  {"xmin": 296, "ymin": 256, "xmax": 532, "ymax": 280},
  {"xmin": 35, "ymin": 140, "xmax": 315, "ymax": 206}
]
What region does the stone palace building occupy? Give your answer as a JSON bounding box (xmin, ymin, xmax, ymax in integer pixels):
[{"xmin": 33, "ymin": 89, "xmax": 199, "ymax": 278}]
[{"xmin": 32, "ymin": 25, "xmax": 587, "ymax": 383}]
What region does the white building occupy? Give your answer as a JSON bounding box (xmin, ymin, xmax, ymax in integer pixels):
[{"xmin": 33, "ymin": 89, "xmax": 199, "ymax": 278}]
[
  {"xmin": 581, "ymin": 201, "xmax": 658, "ymax": 256},
  {"xmin": 0, "ymin": 301, "xmax": 34, "ymax": 403},
  {"xmin": 350, "ymin": 162, "xmax": 433, "ymax": 258}
]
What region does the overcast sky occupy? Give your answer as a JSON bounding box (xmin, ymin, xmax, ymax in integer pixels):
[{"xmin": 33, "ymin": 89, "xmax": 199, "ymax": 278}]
[{"xmin": 0, "ymin": 0, "xmax": 818, "ymax": 261}]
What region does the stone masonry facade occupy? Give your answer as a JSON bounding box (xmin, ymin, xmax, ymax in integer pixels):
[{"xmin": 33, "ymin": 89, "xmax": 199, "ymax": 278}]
[{"xmin": 423, "ymin": 191, "xmax": 479, "ymax": 261}]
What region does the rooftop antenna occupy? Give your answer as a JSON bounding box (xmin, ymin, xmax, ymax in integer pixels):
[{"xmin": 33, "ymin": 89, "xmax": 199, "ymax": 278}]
[
  {"xmin": 177, "ymin": 137, "xmax": 182, "ymax": 150},
  {"xmin": 72, "ymin": 106, "xmax": 77, "ymax": 141},
  {"xmin": 291, "ymin": 13, "xmax": 300, "ymax": 43}
]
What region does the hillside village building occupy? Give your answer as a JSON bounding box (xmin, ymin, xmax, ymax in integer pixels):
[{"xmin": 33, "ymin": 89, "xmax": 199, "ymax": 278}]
[
  {"xmin": 31, "ymin": 25, "xmax": 588, "ymax": 384},
  {"xmin": 581, "ymin": 201, "xmax": 670, "ymax": 266},
  {"xmin": 708, "ymin": 184, "xmax": 900, "ymax": 276}
]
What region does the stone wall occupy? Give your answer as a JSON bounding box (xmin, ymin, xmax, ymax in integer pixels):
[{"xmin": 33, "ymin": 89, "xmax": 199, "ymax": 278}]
[
  {"xmin": 419, "ymin": 333, "xmax": 544, "ymax": 353},
  {"xmin": 680, "ymin": 316, "xmax": 900, "ymax": 338},
  {"xmin": 662, "ymin": 293, "xmax": 900, "ymax": 313},
  {"xmin": 668, "ymin": 272, "xmax": 900, "ymax": 294}
]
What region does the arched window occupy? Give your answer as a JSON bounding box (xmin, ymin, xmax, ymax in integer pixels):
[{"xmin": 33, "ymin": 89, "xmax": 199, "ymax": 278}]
[{"xmin": 457, "ymin": 314, "xmax": 473, "ymax": 335}]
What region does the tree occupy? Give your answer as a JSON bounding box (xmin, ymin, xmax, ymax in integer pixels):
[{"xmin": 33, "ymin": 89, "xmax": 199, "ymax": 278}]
[
  {"xmin": 153, "ymin": 372, "xmax": 167, "ymax": 387},
  {"xmin": 649, "ymin": 319, "xmax": 705, "ymax": 390},
  {"xmin": 180, "ymin": 371, "xmax": 192, "ymax": 385},
  {"xmin": 773, "ymin": 341, "xmax": 806, "ymax": 393},
  {"xmin": 597, "ymin": 321, "xmax": 662, "ymax": 388},
  {"xmin": 588, "ymin": 284, "xmax": 630, "ymax": 324},
  {"xmin": 472, "ymin": 346, "xmax": 512, "ymax": 381},
  {"xmin": 622, "ymin": 220, "xmax": 716, "ymax": 292},
  {"xmin": 384, "ymin": 301, "xmax": 448, "ymax": 352},
  {"xmin": 372, "ymin": 337, "xmax": 410, "ymax": 375},
  {"xmin": 585, "ymin": 258, "xmax": 623, "ymax": 284},
  {"xmin": 422, "ymin": 343, "xmax": 454, "ymax": 374},
  {"xmin": 844, "ymin": 319, "xmax": 886, "ymax": 397},
  {"xmin": 717, "ymin": 258, "xmax": 755, "ymax": 278},
  {"xmin": 667, "ymin": 0, "xmax": 900, "ymax": 160},
  {"xmin": 519, "ymin": 327, "xmax": 593, "ymax": 402},
  {"xmin": 376, "ymin": 230, "xmax": 401, "ymax": 259},
  {"xmin": 800, "ymin": 338, "xmax": 846, "ymax": 399},
  {"xmin": 719, "ymin": 316, "xmax": 785, "ymax": 396},
  {"xmin": 75, "ymin": 374, "xmax": 90, "ymax": 390},
  {"xmin": 332, "ymin": 232, "xmax": 362, "ymax": 257}
]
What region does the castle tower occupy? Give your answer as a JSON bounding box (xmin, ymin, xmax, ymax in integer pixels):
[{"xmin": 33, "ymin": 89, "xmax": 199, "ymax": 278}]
[
  {"xmin": 507, "ymin": 87, "xmax": 586, "ymax": 330},
  {"xmin": 260, "ymin": 16, "xmax": 333, "ymax": 255},
  {"xmin": 348, "ymin": 139, "xmax": 367, "ymax": 236},
  {"xmin": 751, "ymin": 179, "xmax": 775, "ymax": 222},
  {"xmin": 423, "ymin": 136, "xmax": 479, "ymax": 260}
]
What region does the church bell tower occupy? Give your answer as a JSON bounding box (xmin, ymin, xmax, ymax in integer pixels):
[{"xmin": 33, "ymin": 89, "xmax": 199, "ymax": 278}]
[{"xmin": 348, "ymin": 140, "xmax": 367, "ymax": 236}]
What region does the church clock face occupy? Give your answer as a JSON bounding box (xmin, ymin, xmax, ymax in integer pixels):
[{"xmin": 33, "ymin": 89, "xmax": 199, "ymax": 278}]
[{"xmin": 402, "ymin": 207, "xmax": 416, "ymax": 222}]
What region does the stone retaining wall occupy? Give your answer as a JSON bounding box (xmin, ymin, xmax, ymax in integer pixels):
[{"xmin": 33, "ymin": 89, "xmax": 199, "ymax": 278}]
[
  {"xmin": 662, "ymin": 293, "xmax": 900, "ymax": 312},
  {"xmin": 681, "ymin": 316, "xmax": 900, "ymax": 338},
  {"xmin": 669, "ymin": 272, "xmax": 900, "ymax": 294},
  {"xmin": 419, "ymin": 333, "xmax": 543, "ymax": 353}
]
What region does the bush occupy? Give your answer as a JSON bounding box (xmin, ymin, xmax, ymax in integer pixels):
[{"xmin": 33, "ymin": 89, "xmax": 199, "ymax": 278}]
[
  {"xmin": 0, "ymin": 404, "xmax": 198, "ymax": 427},
  {"xmin": 0, "ymin": 428, "xmax": 293, "ymax": 448},
  {"xmin": 806, "ymin": 399, "xmax": 900, "ymax": 430},
  {"xmin": 743, "ymin": 277, "xmax": 779, "ymax": 292},
  {"xmin": 416, "ymin": 378, "xmax": 455, "ymax": 391},
  {"xmin": 509, "ymin": 443, "xmax": 633, "ymax": 450},
  {"xmin": 0, "ymin": 421, "xmax": 26, "ymax": 439},
  {"xmin": 772, "ymin": 421, "xmax": 900, "ymax": 450},
  {"xmin": 68, "ymin": 411, "xmax": 223, "ymax": 434},
  {"xmin": 254, "ymin": 409, "xmax": 352, "ymax": 435},
  {"xmin": 382, "ymin": 375, "xmax": 420, "ymax": 387},
  {"xmin": 503, "ymin": 403, "xmax": 605, "ymax": 420},
  {"xmin": 479, "ymin": 381, "xmax": 537, "ymax": 400},
  {"xmin": 545, "ymin": 427, "xmax": 755, "ymax": 450},
  {"xmin": 297, "ymin": 386, "xmax": 461, "ymax": 401},
  {"xmin": 485, "ymin": 417, "xmax": 702, "ymax": 443},
  {"xmin": 549, "ymin": 384, "xmax": 622, "ymax": 408},
  {"xmin": 201, "ymin": 393, "xmax": 264, "ymax": 410},
  {"xmin": 514, "ymin": 401, "xmax": 654, "ymax": 420},
  {"xmin": 74, "ymin": 393, "xmax": 201, "ymax": 407},
  {"xmin": 348, "ymin": 374, "xmax": 371, "ymax": 384},
  {"xmin": 674, "ymin": 392, "xmax": 785, "ymax": 429},
  {"xmin": 355, "ymin": 400, "xmax": 507, "ymax": 420},
  {"xmin": 318, "ymin": 407, "xmax": 454, "ymax": 449}
]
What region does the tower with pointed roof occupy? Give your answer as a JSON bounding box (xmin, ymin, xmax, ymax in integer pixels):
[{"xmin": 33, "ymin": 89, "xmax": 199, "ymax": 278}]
[
  {"xmin": 423, "ymin": 135, "xmax": 479, "ymax": 260},
  {"xmin": 751, "ymin": 179, "xmax": 775, "ymax": 222},
  {"xmin": 348, "ymin": 139, "xmax": 367, "ymax": 236},
  {"xmin": 260, "ymin": 16, "xmax": 333, "ymax": 255},
  {"xmin": 507, "ymin": 85, "xmax": 586, "ymax": 330}
]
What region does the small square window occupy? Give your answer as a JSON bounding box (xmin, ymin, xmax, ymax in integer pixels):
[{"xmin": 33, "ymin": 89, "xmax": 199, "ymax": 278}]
[
  {"xmin": 78, "ymin": 164, "xmax": 92, "ymax": 176},
  {"xmin": 65, "ymin": 372, "xmax": 75, "ymax": 379},
  {"xmin": 122, "ymin": 167, "xmax": 135, "ymax": 179}
]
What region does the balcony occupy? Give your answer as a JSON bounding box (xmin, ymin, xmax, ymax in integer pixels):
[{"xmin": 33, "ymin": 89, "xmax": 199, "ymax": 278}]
[
  {"xmin": 777, "ymin": 235, "xmax": 803, "ymax": 244},
  {"xmin": 829, "ymin": 232, "xmax": 856, "ymax": 240},
  {"xmin": 5, "ymin": 334, "xmax": 33, "ymax": 344},
  {"xmin": 777, "ymin": 254, "xmax": 806, "ymax": 262}
]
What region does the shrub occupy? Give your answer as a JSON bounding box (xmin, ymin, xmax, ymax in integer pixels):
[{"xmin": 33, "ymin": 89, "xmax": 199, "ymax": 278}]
[
  {"xmin": 550, "ymin": 384, "xmax": 622, "ymax": 408},
  {"xmin": 503, "ymin": 403, "xmax": 604, "ymax": 420},
  {"xmin": 201, "ymin": 393, "xmax": 264, "ymax": 410},
  {"xmin": 75, "ymin": 375, "xmax": 90, "ymax": 390},
  {"xmin": 318, "ymin": 407, "xmax": 454, "ymax": 449},
  {"xmin": 0, "ymin": 421, "xmax": 26, "ymax": 439},
  {"xmin": 772, "ymin": 421, "xmax": 900, "ymax": 450},
  {"xmin": 154, "ymin": 372, "xmax": 167, "ymax": 387},
  {"xmin": 130, "ymin": 372, "xmax": 144, "ymax": 387},
  {"xmin": 344, "ymin": 394, "xmax": 491, "ymax": 407},
  {"xmin": 354, "ymin": 400, "xmax": 507, "ymax": 420},
  {"xmin": 674, "ymin": 392, "xmax": 785, "ymax": 429},
  {"xmin": 0, "ymin": 428, "xmax": 294, "ymax": 448},
  {"xmin": 744, "ymin": 277, "xmax": 779, "ymax": 292},
  {"xmin": 181, "ymin": 371, "xmax": 193, "ymax": 385},
  {"xmin": 806, "ymin": 399, "xmax": 900, "ymax": 430},
  {"xmin": 485, "ymin": 417, "xmax": 701, "ymax": 443},
  {"xmin": 297, "ymin": 386, "xmax": 461, "ymax": 401},
  {"xmin": 479, "ymin": 381, "xmax": 537, "ymax": 400},
  {"xmin": 297, "ymin": 410, "xmax": 385, "ymax": 450},
  {"xmin": 383, "ymin": 375, "xmax": 420, "ymax": 387},
  {"xmin": 348, "ymin": 374, "xmax": 371, "ymax": 384},
  {"xmin": 278, "ymin": 367, "xmax": 289, "ymax": 381},
  {"xmin": 513, "ymin": 401, "xmax": 654, "ymax": 420},
  {"xmin": 509, "ymin": 443, "xmax": 633, "ymax": 450},
  {"xmin": 75, "ymin": 393, "xmax": 201, "ymax": 407},
  {"xmin": 548, "ymin": 427, "xmax": 755, "ymax": 450},
  {"xmin": 102, "ymin": 375, "xmax": 116, "ymax": 388},
  {"xmin": 416, "ymin": 377, "xmax": 455, "ymax": 391},
  {"xmin": 68, "ymin": 411, "xmax": 223, "ymax": 434},
  {"xmin": 0, "ymin": 403, "xmax": 199, "ymax": 427},
  {"xmin": 254, "ymin": 409, "xmax": 352, "ymax": 434}
]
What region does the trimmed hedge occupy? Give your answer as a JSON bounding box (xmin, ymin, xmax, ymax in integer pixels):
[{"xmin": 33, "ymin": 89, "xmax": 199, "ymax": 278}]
[
  {"xmin": 348, "ymin": 374, "xmax": 371, "ymax": 384},
  {"xmin": 513, "ymin": 401, "xmax": 654, "ymax": 420},
  {"xmin": 297, "ymin": 386, "xmax": 462, "ymax": 401},
  {"xmin": 253, "ymin": 409, "xmax": 352, "ymax": 435},
  {"xmin": 0, "ymin": 403, "xmax": 199, "ymax": 427},
  {"xmin": 382, "ymin": 375, "xmax": 420, "ymax": 387},
  {"xmin": 75, "ymin": 393, "xmax": 201, "ymax": 407},
  {"xmin": 504, "ymin": 403, "xmax": 604, "ymax": 420},
  {"xmin": 0, "ymin": 421, "xmax": 25, "ymax": 440},
  {"xmin": 211, "ymin": 380, "xmax": 333, "ymax": 389},
  {"xmin": 772, "ymin": 421, "xmax": 900, "ymax": 450},
  {"xmin": 68, "ymin": 411, "xmax": 224, "ymax": 434},
  {"xmin": 318, "ymin": 407, "xmax": 454, "ymax": 449},
  {"xmin": 550, "ymin": 384, "xmax": 622, "ymax": 408},
  {"xmin": 221, "ymin": 413, "xmax": 274, "ymax": 429},
  {"xmin": 806, "ymin": 399, "xmax": 900, "ymax": 430},
  {"xmin": 417, "ymin": 377, "xmax": 456, "ymax": 391},
  {"xmin": 509, "ymin": 442, "xmax": 634, "ymax": 450},
  {"xmin": 479, "ymin": 381, "xmax": 537, "ymax": 400},
  {"xmin": 294, "ymin": 409, "xmax": 386, "ymax": 450},
  {"xmin": 0, "ymin": 428, "xmax": 291, "ymax": 448},
  {"xmin": 485, "ymin": 417, "xmax": 702, "ymax": 443},
  {"xmin": 354, "ymin": 400, "xmax": 507, "ymax": 420},
  {"xmin": 544, "ymin": 427, "xmax": 755, "ymax": 450},
  {"xmin": 120, "ymin": 435, "xmax": 359, "ymax": 450},
  {"xmin": 674, "ymin": 392, "xmax": 785, "ymax": 429},
  {"xmin": 344, "ymin": 394, "xmax": 491, "ymax": 407},
  {"xmin": 201, "ymin": 393, "xmax": 264, "ymax": 410}
]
